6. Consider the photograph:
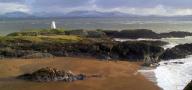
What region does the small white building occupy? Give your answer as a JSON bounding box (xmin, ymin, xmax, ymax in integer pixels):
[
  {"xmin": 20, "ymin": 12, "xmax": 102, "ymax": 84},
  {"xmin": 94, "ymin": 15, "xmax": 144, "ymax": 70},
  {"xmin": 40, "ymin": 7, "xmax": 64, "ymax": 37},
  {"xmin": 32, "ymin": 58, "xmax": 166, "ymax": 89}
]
[{"xmin": 51, "ymin": 21, "xmax": 57, "ymax": 29}]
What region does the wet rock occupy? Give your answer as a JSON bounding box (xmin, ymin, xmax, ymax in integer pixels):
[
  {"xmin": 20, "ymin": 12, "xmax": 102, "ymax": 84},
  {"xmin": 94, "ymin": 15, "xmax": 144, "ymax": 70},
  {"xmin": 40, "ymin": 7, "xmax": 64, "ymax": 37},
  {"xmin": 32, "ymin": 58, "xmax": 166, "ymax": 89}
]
[
  {"xmin": 160, "ymin": 43, "xmax": 192, "ymax": 60},
  {"xmin": 87, "ymin": 31, "xmax": 106, "ymax": 38},
  {"xmin": 172, "ymin": 62, "xmax": 184, "ymax": 64},
  {"xmin": 160, "ymin": 31, "xmax": 192, "ymax": 38},
  {"xmin": 103, "ymin": 29, "xmax": 161, "ymax": 39},
  {"xmin": 110, "ymin": 53, "xmax": 119, "ymax": 60},
  {"xmin": 17, "ymin": 67, "xmax": 86, "ymax": 82},
  {"xmin": 103, "ymin": 30, "xmax": 192, "ymax": 39},
  {"xmin": 112, "ymin": 41, "xmax": 164, "ymax": 61},
  {"xmin": 184, "ymin": 80, "xmax": 192, "ymax": 90},
  {"xmin": 163, "ymin": 62, "xmax": 184, "ymax": 65},
  {"xmin": 96, "ymin": 54, "xmax": 111, "ymax": 60}
]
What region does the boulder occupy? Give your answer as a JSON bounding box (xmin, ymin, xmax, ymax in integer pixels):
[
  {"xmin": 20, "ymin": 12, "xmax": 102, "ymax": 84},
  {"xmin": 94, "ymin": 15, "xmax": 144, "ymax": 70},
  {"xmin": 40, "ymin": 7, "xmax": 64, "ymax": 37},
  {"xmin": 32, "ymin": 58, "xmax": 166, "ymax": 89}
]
[
  {"xmin": 160, "ymin": 43, "xmax": 192, "ymax": 60},
  {"xmin": 17, "ymin": 67, "xmax": 86, "ymax": 82},
  {"xmin": 111, "ymin": 41, "xmax": 164, "ymax": 61},
  {"xmin": 184, "ymin": 80, "xmax": 192, "ymax": 90}
]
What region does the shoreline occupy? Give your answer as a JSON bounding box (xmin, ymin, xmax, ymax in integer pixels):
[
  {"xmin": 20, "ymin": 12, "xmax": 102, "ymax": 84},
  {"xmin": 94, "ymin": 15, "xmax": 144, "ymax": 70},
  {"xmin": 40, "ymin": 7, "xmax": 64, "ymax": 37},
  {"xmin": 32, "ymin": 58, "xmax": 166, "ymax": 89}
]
[
  {"xmin": 140, "ymin": 56, "xmax": 192, "ymax": 90},
  {"xmin": 0, "ymin": 57, "xmax": 160, "ymax": 90}
]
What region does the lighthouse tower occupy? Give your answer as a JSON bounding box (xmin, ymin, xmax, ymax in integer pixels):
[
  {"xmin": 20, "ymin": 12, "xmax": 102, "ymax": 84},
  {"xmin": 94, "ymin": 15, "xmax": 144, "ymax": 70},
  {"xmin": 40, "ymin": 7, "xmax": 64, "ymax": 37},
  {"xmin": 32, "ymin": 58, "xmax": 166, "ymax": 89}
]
[{"xmin": 51, "ymin": 21, "xmax": 57, "ymax": 29}]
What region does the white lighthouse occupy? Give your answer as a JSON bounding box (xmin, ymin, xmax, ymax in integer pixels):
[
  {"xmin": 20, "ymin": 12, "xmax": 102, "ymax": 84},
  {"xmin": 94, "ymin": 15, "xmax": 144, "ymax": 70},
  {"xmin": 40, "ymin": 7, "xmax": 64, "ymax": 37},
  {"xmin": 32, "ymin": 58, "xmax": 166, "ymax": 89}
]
[{"xmin": 51, "ymin": 21, "xmax": 57, "ymax": 29}]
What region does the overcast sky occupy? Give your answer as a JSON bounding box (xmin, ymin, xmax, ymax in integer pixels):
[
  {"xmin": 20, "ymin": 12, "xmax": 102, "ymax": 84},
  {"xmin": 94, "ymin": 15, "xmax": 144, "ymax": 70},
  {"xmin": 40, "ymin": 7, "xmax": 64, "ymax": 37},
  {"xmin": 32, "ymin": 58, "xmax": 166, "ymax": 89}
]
[{"xmin": 1, "ymin": 0, "xmax": 192, "ymax": 16}]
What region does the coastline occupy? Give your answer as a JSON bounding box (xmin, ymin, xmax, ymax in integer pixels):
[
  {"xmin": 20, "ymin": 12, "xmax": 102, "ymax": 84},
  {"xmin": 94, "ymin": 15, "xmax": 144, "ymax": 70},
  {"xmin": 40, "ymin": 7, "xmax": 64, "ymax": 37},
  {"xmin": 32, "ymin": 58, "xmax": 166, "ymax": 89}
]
[
  {"xmin": 139, "ymin": 56, "xmax": 192, "ymax": 90},
  {"xmin": 0, "ymin": 57, "xmax": 160, "ymax": 90}
]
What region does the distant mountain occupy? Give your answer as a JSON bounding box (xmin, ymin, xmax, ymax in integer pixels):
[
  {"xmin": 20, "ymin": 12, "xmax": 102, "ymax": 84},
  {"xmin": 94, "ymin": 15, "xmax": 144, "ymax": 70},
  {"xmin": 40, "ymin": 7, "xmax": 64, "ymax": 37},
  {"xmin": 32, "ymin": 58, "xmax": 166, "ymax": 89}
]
[
  {"xmin": 1, "ymin": 12, "xmax": 33, "ymax": 18},
  {"xmin": 63, "ymin": 11, "xmax": 138, "ymax": 17},
  {"xmin": 1, "ymin": 11, "xmax": 192, "ymax": 18}
]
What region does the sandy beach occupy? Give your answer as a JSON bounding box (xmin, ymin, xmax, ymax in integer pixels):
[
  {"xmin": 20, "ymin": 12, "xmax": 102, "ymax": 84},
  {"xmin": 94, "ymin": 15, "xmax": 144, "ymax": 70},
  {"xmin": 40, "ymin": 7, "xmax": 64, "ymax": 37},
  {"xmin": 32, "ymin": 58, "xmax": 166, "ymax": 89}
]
[{"xmin": 0, "ymin": 57, "xmax": 160, "ymax": 90}]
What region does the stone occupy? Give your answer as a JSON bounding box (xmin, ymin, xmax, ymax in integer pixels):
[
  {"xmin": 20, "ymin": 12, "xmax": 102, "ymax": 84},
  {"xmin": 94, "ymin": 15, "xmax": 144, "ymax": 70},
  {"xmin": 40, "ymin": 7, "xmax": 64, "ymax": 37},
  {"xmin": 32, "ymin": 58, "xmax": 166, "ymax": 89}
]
[
  {"xmin": 17, "ymin": 67, "xmax": 86, "ymax": 82},
  {"xmin": 160, "ymin": 43, "xmax": 192, "ymax": 60},
  {"xmin": 184, "ymin": 80, "xmax": 192, "ymax": 90}
]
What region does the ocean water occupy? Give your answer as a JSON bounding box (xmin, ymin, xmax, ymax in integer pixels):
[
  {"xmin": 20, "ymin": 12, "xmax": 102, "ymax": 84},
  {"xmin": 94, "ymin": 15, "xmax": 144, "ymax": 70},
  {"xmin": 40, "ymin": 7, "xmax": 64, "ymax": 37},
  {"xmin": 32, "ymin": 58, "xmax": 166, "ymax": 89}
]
[
  {"xmin": 1, "ymin": 17, "xmax": 192, "ymax": 35},
  {"xmin": 155, "ymin": 56, "xmax": 192, "ymax": 90}
]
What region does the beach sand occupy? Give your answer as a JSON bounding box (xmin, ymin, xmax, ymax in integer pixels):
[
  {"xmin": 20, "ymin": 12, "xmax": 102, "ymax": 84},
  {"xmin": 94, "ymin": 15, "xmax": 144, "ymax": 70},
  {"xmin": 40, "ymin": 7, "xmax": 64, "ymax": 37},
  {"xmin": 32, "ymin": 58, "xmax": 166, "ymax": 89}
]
[{"xmin": 0, "ymin": 57, "xmax": 160, "ymax": 90}]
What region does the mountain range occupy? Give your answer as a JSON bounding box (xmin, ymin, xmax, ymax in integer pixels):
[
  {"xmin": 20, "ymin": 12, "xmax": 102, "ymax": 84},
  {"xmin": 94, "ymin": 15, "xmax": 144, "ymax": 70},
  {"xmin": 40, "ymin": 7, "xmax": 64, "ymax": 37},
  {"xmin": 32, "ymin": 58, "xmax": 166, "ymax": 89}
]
[
  {"xmin": 0, "ymin": 11, "xmax": 146, "ymax": 18},
  {"xmin": 1, "ymin": 11, "xmax": 192, "ymax": 18}
]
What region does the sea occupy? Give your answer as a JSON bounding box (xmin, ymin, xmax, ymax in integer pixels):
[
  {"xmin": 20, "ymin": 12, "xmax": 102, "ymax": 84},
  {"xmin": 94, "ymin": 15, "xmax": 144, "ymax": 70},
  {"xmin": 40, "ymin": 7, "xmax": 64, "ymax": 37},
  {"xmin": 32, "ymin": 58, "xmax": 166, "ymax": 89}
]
[
  {"xmin": 1, "ymin": 17, "xmax": 192, "ymax": 90},
  {"xmin": 1, "ymin": 17, "xmax": 192, "ymax": 35}
]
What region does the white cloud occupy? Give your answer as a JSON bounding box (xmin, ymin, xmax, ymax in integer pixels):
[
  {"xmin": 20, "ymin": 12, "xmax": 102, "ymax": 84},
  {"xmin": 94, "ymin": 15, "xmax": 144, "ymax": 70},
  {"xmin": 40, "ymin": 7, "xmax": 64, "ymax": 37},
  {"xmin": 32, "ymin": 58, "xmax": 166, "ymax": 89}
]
[
  {"xmin": 51, "ymin": 4, "xmax": 192, "ymax": 16},
  {"xmin": 0, "ymin": 2, "xmax": 30, "ymax": 14},
  {"xmin": 1, "ymin": 1, "xmax": 192, "ymax": 16},
  {"xmin": 110, "ymin": 5, "xmax": 192, "ymax": 16}
]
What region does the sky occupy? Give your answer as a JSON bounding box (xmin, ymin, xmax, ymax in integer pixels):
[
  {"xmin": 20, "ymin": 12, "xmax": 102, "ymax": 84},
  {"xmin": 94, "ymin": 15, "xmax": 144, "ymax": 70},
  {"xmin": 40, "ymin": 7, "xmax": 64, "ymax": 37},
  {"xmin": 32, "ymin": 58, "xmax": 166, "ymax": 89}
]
[{"xmin": 1, "ymin": 0, "xmax": 192, "ymax": 16}]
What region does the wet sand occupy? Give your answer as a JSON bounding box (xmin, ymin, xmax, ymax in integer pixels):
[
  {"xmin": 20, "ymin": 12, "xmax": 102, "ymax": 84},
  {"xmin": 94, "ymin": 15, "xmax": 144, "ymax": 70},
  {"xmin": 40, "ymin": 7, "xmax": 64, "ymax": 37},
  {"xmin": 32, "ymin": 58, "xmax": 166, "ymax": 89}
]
[{"xmin": 0, "ymin": 57, "xmax": 160, "ymax": 90}]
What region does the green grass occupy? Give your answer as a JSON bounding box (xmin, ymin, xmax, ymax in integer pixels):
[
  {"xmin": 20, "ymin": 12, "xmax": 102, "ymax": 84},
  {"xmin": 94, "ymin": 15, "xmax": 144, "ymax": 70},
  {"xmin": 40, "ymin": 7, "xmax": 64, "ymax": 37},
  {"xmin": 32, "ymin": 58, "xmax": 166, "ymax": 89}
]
[
  {"xmin": 7, "ymin": 29, "xmax": 66, "ymax": 36},
  {"xmin": 0, "ymin": 35, "xmax": 82, "ymax": 44}
]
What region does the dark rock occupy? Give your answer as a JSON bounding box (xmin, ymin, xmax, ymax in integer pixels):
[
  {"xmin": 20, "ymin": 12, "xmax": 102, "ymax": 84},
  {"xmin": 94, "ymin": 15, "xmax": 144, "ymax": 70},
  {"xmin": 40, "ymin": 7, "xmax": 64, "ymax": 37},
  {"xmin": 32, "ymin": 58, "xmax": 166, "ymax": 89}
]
[
  {"xmin": 86, "ymin": 31, "xmax": 106, "ymax": 38},
  {"xmin": 172, "ymin": 62, "xmax": 184, "ymax": 64},
  {"xmin": 76, "ymin": 74, "xmax": 86, "ymax": 80},
  {"xmin": 160, "ymin": 31, "xmax": 192, "ymax": 38},
  {"xmin": 96, "ymin": 54, "xmax": 111, "ymax": 60},
  {"xmin": 112, "ymin": 41, "xmax": 164, "ymax": 61},
  {"xmin": 17, "ymin": 67, "xmax": 86, "ymax": 82},
  {"xmin": 0, "ymin": 36, "xmax": 164, "ymax": 63},
  {"xmin": 184, "ymin": 80, "xmax": 192, "ymax": 90},
  {"xmin": 160, "ymin": 43, "xmax": 192, "ymax": 60},
  {"xmin": 110, "ymin": 53, "xmax": 119, "ymax": 59},
  {"xmin": 103, "ymin": 29, "xmax": 161, "ymax": 39},
  {"xmin": 103, "ymin": 29, "xmax": 192, "ymax": 39},
  {"xmin": 65, "ymin": 29, "xmax": 88, "ymax": 36},
  {"xmin": 0, "ymin": 48, "xmax": 39, "ymax": 58},
  {"xmin": 134, "ymin": 40, "xmax": 168, "ymax": 47}
]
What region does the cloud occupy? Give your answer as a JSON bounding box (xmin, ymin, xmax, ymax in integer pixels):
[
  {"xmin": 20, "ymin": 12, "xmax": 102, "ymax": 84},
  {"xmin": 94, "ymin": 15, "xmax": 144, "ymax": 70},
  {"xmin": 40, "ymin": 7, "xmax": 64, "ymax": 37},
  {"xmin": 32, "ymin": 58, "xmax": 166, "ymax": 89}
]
[
  {"xmin": 104, "ymin": 5, "xmax": 192, "ymax": 16},
  {"xmin": 1, "ymin": 0, "xmax": 192, "ymax": 16},
  {"xmin": 36, "ymin": 4, "xmax": 192, "ymax": 16},
  {"xmin": 0, "ymin": 0, "xmax": 25, "ymax": 3},
  {"xmin": 0, "ymin": 2, "xmax": 30, "ymax": 14}
]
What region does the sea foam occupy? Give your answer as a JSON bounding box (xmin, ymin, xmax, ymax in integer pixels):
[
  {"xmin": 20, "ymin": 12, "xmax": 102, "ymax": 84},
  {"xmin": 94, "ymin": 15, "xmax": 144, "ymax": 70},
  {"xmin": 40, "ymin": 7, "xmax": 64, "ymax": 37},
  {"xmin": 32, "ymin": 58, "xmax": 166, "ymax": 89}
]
[{"xmin": 155, "ymin": 56, "xmax": 192, "ymax": 90}]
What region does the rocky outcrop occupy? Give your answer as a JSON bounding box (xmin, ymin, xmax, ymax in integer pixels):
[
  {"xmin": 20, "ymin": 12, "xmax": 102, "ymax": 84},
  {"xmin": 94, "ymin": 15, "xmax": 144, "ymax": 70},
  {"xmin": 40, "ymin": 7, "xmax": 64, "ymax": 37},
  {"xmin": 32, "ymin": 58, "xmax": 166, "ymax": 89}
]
[
  {"xmin": 103, "ymin": 29, "xmax": 161, "ymax": 39},
  {"xmin": 0, "ymin": 48, "xmax": 53, "ymax": 59},
  {"xmin": 17, "ymin": 67, "xmax": 86, "ymax": 82},
  {"xmin": 65, "ymin": 29, "xmax": 88, "ymax": 36},
  {"xmin": 0, "ymin": 40, "xmax": 165, "ymax": 62},
  {"xmin": 103, "ymin": 29, "xmax": 192, "ymax": 39},
  {"xmin": 184, "ymin": 80, "xmax": 192, "ymax": 90},
  {"xmin": 86, "ymin": 31, "xmax": 106, "ymax": 38},
  {"xmin": 160, "ymin": 43, "xmax": 192, "ymax": 60},
  {"xmin": 7, "ymin": 29, "xmax": 192, "ymax": 39},
  {"xmin": 160, "ymin": 31, "xmax": 192, "ymax": 38},
  {"xmin": 65, "ymin": 30, "xmax": 106, "ymax": 38},
  {"xmin": 124, "ymin": 40, "xmax": 168, "ymax": 47},
  {"xmin": 111, "ymin": 42, "xmax": 164, "ymax": 62},
  {"xmin": 0, "ymin": 49, "xmax": 38, "ymax": 58}
]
